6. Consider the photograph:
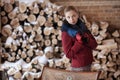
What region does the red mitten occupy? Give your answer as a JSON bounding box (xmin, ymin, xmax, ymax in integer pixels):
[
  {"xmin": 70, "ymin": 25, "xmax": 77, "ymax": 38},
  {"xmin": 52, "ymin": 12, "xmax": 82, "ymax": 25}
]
[{"xmin": 76, "ymin": 33, "xmax": 82, "ymax": 43}]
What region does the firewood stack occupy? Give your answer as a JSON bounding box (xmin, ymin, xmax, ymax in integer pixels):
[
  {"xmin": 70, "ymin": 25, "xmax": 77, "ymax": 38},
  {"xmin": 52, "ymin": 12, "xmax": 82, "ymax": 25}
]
[{"xmin": 0, "ymin": 0, "xmax": 120, "ymax": 80}]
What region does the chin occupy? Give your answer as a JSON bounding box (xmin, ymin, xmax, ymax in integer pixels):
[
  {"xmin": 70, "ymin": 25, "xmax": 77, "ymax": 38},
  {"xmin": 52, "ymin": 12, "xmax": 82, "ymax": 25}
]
[{"xmin": 70, "ymin": 22, "xmax": 76, "ymax": 25}]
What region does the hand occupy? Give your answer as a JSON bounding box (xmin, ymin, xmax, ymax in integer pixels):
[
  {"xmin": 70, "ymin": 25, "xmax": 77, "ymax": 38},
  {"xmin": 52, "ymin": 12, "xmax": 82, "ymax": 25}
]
[
  {"xmin": 82, "ymin": 33, "xmax": 89, "ymax": 43},
  {"xmin": 76, "ymin": 33, "xmax": 82, "ymax": 43}
]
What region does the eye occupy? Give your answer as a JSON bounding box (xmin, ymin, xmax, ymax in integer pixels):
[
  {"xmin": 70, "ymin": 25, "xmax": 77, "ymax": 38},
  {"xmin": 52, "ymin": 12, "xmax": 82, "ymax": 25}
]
[
  {"xmin": 67, "ymin": 16, "xmax": 70, "ymax": 19},
  {"xmin": 72, "ymin": 15, "xmax": 76, "ymax": 18}
]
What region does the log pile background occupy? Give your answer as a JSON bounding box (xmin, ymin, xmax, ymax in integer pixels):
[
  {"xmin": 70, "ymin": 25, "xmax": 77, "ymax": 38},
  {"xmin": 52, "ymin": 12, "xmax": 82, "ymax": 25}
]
[{"xmin": 0, "ymin": 0, "xmax": 120, "ymax": 80}]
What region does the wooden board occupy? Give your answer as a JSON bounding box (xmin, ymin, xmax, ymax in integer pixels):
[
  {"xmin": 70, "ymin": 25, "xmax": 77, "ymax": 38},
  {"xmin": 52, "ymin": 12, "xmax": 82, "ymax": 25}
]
[{"xmin": 39, "ymin": 67, "xmax": 100, "ymax": 80}]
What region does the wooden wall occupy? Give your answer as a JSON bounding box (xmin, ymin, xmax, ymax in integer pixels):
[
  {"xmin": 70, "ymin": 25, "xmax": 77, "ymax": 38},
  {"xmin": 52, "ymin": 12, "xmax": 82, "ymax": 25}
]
[{"xmin": 50, "ymin": 0, "xmax": 120, "ymax": 29}]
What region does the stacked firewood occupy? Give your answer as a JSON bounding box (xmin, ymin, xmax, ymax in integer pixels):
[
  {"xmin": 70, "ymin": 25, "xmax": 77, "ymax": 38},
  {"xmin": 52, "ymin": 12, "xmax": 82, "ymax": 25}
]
[{"xmin": 0, "ymin": 0, "xmax": 120, "ymax": 80}]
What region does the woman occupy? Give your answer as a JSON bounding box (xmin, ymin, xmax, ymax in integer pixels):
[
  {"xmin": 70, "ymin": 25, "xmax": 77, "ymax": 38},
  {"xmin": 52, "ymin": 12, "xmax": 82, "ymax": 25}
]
[{"xmin": 61, "ymin": 6, "xmax": 97, "ymax": 71}]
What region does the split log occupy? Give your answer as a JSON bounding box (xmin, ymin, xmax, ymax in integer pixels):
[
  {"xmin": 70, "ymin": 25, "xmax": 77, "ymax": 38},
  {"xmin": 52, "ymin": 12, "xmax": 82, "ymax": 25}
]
[
  {"xmin": 19, "ymin": 2, "xmax": 27, "ymax": 13},
  {"xmin": 99, "ymin": 21, "xmax": 109, "ymax": 30},
  {"xmin": 0, "ymin": 11, "xmax": 6, "ymax": 16},
  {"xmin": 82, "ymin": 15, "xmax": 91, "ymax": 29},
  {"xmin": 53, "ymin": 14, "xmax": 59, "ymax": 23},
  {"xmin": 32, "ymin": 2, "xmax": 39, "ymax": 14},
  {"xmin": 33, "ymin": 26, "xmax": 42, "ymax": 34},
  {"xmin": 18, "ymin": 49, "xmax": 22, "ymax": 55},
  {"xmin": 10, "ymin": 18, "xmax": 20, "ymax": 28},
  {"xmin": 96, "ymin": 43, "xmax": 117, "ymax": 50},
  {"xmin": 17, "ymin": 13, "xmax": 28, "ymax": 21},
  {"xmin": 91, "ymin": 22, "xmax": 99, "ymax": 35},
  {"xmin": 112, "ymin": 30, "xmax": 119, "ymax": 38},
  {"xmin": 8, "ymin": 10, "xmax": 17, "ymax": 19},
  {"xmin": 22, "ymin": 40, "xmax": 27, "ymax": 48},
  {"xmin": 2, "ymin": 25, "xmax": 12, "ymax": 37},
  {"xmin": 1, "ymin": 16, "xmax": 8, "ymax": 24},
  {"xmin": 99, "ymin": 29, "xmax": 107, "ymax": 38},
  {"xmin": 11, "ymin": 52, "xmax": 16, "ymax": 57},
  {"xmin": 52, "ymin": 38, "xmax": 57, "ymax": 45},
  {"xmin": 114, "ymin": 70, "xmax": 120, "ymax": 78},
  {"xmin": 27, "ymin": 49, "xmax": 34, "ymax": 57},
  {"xmin": 11, "ymin": 44, "xmax": 17, "ymax": 51},
  {"xmin": 45, "ymin": 7, "xmax": 53, "ymax": 15},
  {"xmin": 4, "ymin": 3, "xmax": 13, "ymax": 13},
  {"xmin": 21, "ymin": 51, "xmax": 27, "ymax": 59},
  {"xmin": 47, "ymin": 15, "xmax": 53, "ymax": 23},
  {"xmin": 54, "ymin": 59, "xmax": 63, "ymax": 67},
  {"xmin": 40, "ymin": 10, "xmax": 45, "ymax": 16},
  {"xmin": 45, "ymin": 40, "xmax": 51, "ymax": 46},
  {"xmin": 34, "ymin": 50, "xmax": 44, "ymax": 56},
  {"xmin": 48, "ymin": 59, "xmax": 54, "ymax": 67},
  {"xmin": 27, "ymin": 14, "xmax": 36, "ymax": 23},
  {"xmin": 57, "ymin": 20, "xmax": 63, "ymax": 27},
  {"xmin": 37, "ymin": 15, "xmax": 46, "ymax": 26},
  {"xmin": 44, "ymin": 21, "xmax": 53, "ymax": 27},
  {"xmin": 24, "ymin": 25, "xmax": 32, "ymax": 33},
  {"xmin": 7, "ymin": 68, "xmax": 16, "ymax": 76},
  {"xmin": 43, "ymin": 27, "xmax": 52, "ymax": 36},
  {"xmin": 35, "ymin": 34, "xmax": 43, "ymax": 41},
  {"xmin": 26, "ymin": 57, "xmax": 31, "ymax": 63},
  {"xmin": 16, "ymin": 54, "xmax": 20, "ymax": 60},
  {"xmin": 102, "ymin": 39, "xmax": 115, "ymax": 45},
  {"xmin": 13, "ymin": 71, "xmax": 22, "ymax": 79}
]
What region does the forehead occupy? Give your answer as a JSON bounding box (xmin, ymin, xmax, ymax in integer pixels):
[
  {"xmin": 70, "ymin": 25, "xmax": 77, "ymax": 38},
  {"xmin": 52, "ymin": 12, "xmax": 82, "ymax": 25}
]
[{"xmin": 65, "ymin": 10, "xmax": 78, "ymax": 16}]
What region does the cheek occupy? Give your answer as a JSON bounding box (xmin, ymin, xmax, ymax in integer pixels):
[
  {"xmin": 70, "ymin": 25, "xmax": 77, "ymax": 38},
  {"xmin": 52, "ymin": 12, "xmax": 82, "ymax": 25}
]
[{"xmin": 66, "ymin": 18, "xmax": 70, "ymax": 22}]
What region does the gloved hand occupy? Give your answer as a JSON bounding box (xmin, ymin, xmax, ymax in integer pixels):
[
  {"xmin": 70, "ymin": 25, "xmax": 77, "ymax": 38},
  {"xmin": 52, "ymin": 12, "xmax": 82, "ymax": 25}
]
[
  {"xmin": 82, "ymin": 33, "xmax": 89, "ymax": 43},
  {"xmin": 76, "ymin": 33, "xmax": 82, "ymax": 43}
]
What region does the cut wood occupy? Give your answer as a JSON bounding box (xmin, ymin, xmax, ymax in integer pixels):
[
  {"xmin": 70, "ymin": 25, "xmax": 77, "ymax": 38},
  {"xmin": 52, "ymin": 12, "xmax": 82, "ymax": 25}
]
[
  {"xmin": 10, "ymin": 18, "xmax": 20, "ymax": 28},
  {"xmin": 57, "ymin": 20, "xmax": 63, "ymax": 26},
  {"xmin": 112, "ymin": 30, "xmax": 120, "ymax": 38},
  {"xmin": 1, "ymin": 11, "xmax": 6, "ymax": 16},
  {"xmin": 14, "ymin": 71, "xmax": 22, "ymax": 79},
  {"xmin": 19, "ymin": 2, "xmax": 27, "ymax": 13},
  {"xmin": 8, "ymin": 11, "xmax": 16, "ymax": 19},
  {"xmin": 91, "ymin": 22, "xmax": 99, "ymax": 35},
  {"xmin": 43, "ymin": 27, "xmax": 51, "ymax": 36},
  {"xmin": 100, "ymin": 21, "xmax": 109, "ymax": 30},
  {"xmin": 24, "ymin": 25, "xmax": 32, "ymax": 33},
  {"xmin": 21, "ymin": 51, "xmax": 27, "ymax": 59},
  {"xmin": 82, "ymin": 15, "xmax": 91, "ymax": 28},
  {"xmin": 27, "ymin": 49, "xmax": 34, "ymax": 57},
  {"xmin": 40, "ymin": 10, "xmax": 44, "ymax": 16},
  {"xmin": 33, "ymin": 2, "xmax": 39, "ymax": 14},
  {"xmin": 4, "ymin": 3, "xmax": 13, "ymax": 13},
  {"xmin": 102, "ymin": 39, "xmax": 115, "ymax": 45},
  {"xmin": 26, "ymin": 57, "xmax": 31, "ymax": 63},
  {"xmin": 96, "ymin": 43, "xmax": 117, "ymax": 50},
  {"xmin": 37, "ymin": 15, "xmax": 46, "ymax": 26},
  {"xmin": 45, "ymin": 40, "xmax": 51, "ymax": 46},
  {"xmin": 17, "ymin": 13, "xmax": 28, "ymax": 21},
  {"xmin": 52, "ymin": 38, "xmax": 57, "ymax": 45},
  {"xmin": 2, "ymin": 25, "xmax": 12, "ymax": 37},
  {"xmin": 27, "ymin": 14, "xmax": 36, "ymax": 23},
  {"xmin": 1, "ymin": 16, "xmax": 8, "ymax": 24},
  {"xmin": 35, "ymin": 34, "xmax": 43, "ymax": 41}
]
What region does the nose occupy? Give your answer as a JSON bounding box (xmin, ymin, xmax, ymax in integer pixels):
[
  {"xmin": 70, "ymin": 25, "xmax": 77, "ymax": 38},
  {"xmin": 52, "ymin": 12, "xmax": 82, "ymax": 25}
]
[{"xmin": 70, "ymin": 17, "xmax": 74, "ymax": 22}]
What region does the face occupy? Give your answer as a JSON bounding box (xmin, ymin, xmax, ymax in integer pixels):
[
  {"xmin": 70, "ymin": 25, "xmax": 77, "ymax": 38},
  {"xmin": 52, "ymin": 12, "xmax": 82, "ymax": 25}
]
[{"xmin": 65, "ymin": 10, "xmax": 79, "ymax": 25}]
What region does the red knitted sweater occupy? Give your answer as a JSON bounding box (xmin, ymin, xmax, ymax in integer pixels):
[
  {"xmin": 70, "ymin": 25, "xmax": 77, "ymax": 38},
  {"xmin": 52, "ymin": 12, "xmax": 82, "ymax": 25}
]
[{"xmin": 62, "ymin": 31, "xmax": 97, "ymax": 67}]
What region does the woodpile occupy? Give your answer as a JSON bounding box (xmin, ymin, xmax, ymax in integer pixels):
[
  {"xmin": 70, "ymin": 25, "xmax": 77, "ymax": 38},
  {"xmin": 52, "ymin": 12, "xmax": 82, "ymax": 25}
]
[{"xmin": 0, "ymin": 0, "xmax": 120, "ymax": 80}]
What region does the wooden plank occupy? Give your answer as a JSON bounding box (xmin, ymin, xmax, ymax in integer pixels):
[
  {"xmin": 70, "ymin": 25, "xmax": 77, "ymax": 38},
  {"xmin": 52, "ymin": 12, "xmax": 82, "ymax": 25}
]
[{"xmin": 39, "ymin": 67, "xmax": 100, "ymax": 80}]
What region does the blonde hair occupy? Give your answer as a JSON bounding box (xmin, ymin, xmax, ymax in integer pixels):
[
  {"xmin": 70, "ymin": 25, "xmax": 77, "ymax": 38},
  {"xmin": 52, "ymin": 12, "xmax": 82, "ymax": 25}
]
[{"xmin": 64, "ymin": 6, "xmax": 79, "ymax": 14}]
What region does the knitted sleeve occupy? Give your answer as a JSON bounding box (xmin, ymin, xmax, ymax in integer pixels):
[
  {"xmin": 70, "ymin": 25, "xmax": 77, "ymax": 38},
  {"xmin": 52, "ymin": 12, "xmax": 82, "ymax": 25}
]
[{"xmin": 62, "ymin": 31, "xmax": 84, "ymax": 59}]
